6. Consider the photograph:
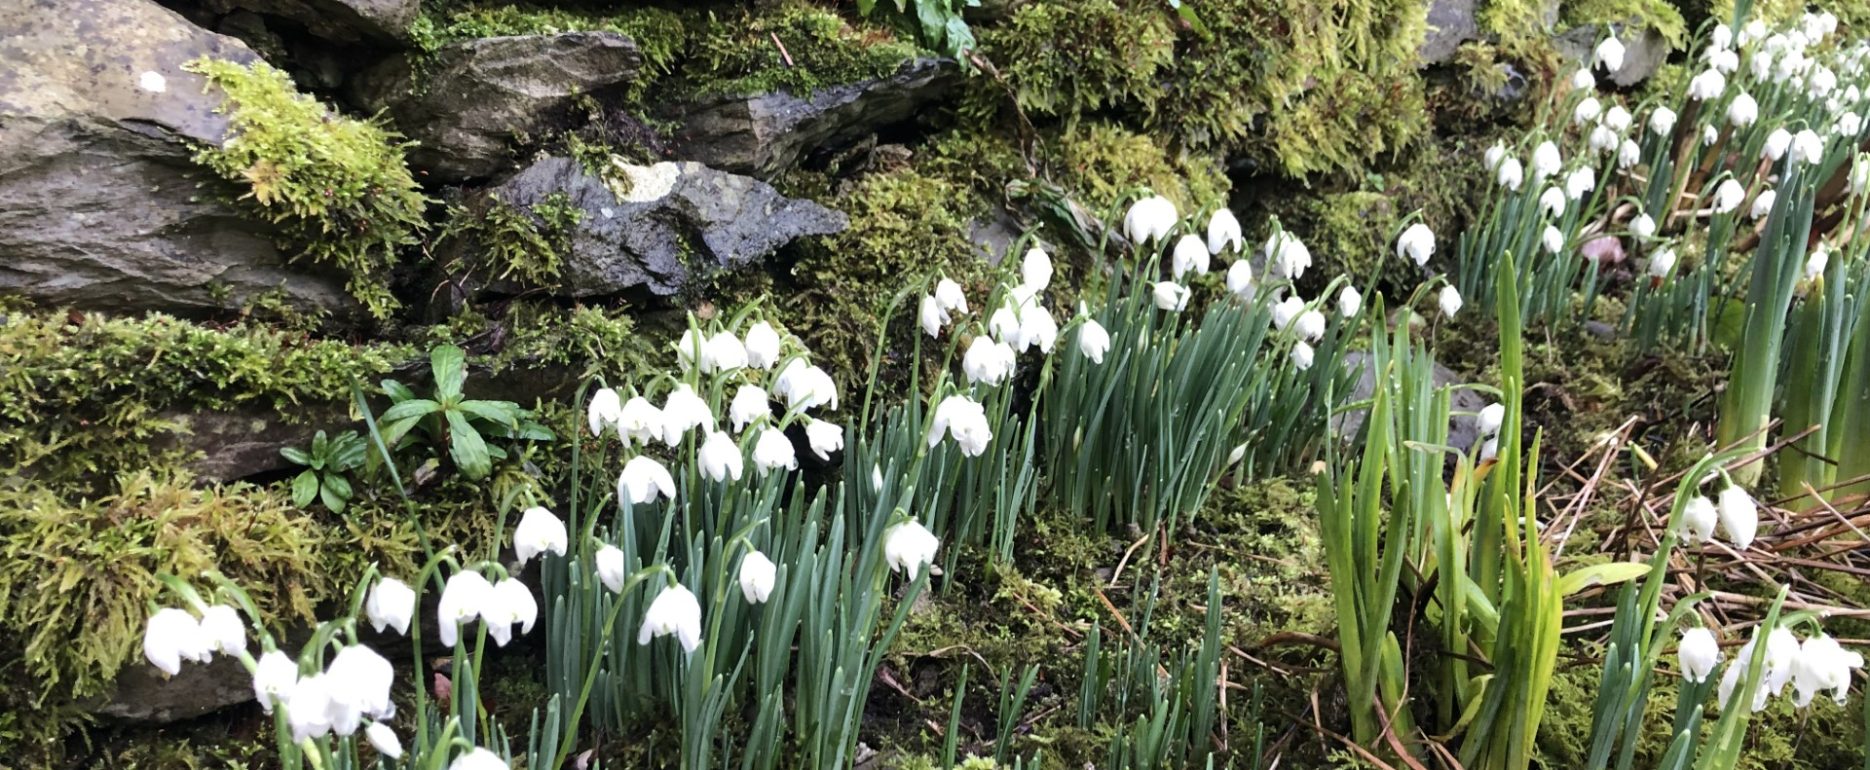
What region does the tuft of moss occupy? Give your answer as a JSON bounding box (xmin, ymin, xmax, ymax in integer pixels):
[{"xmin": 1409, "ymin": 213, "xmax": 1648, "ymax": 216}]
[
  {"xmin": 186, "ymin": 58, "xmax": 428, "ymax": 320},
  {"xmin": 438, "ymin": 192, "xmax": 582, "ymax": 288},
  {"xmin": 684, "ymin": 2, "xmax": 922, "ymax": 99},
  {"xmin": 1564, "ymin": 0, "xmax": 1689, "ymax": 47},
  {"xmin": 972, "ymin": 0, "xmax": 1174, "ymax": 122},
  {"xmin": 1048, "ymin": 121, "xmax": 1230, "ymax": 215}
]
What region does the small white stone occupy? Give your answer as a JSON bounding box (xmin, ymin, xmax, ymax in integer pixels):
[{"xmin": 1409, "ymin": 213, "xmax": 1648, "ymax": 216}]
[{"xmin": 139, "ymin": 71, "xmax": 167, "ymax": 93}]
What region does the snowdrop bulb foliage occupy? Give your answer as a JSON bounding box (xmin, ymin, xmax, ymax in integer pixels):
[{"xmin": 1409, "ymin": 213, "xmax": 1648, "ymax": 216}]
[
  {"xmin": 920, "ymin": 295, "xmax": 949, "ymax": 337},
  {"xmin": 1718, "ymin": 485, "xmax": 1758, "ymax": 550},
  {"xmin": 738, "ymin": 551, "xmax": 777, "ymax": 604},
  {"xmin": 1290, "ymin": 341, "xmax": 1315, "ymax": 370},
  {"xmin": 251, "ymin": 649, "xmax": 298, "ymax": 713},
  {"xmin": 729, "ymin": 385, "xmax": 770, "ymax": 432},
  {"xmin": 1021, "ymin": 247, "xmax": 1053, "ymax": 290},
  {"xmin": 963, "ymin": 337, "xmax": 1018, "ymax": 386},
  {"xmin": 1171, "ymin": 235, "xmax": 1210, "ymax": 278},
  {"xmin": 1595, "ymin": 36, "xmax": 1626, "ymax": 71},
  {"xmin": 1679, "ymin": 628, "xmax": 1721, "ymax": 683},
  {"xmin": 638, "ymin": 584, "xmax": 704, "ymax": 654},
  {"xmin": 1792, "ymin": 635, "xmax": 1864, "ymax": 707},
  {"xmin": 1539, "ymin": 186, "xmax": 1567, "ymax": 218},
  {"xmin": 1603, "ymin": 105, "xmax": 1632, "ymax": 133},
  {"xmin": 1265, "ymin": 230, "xmax": 1313, "ymax": 279},
  {"xmin": 1476, "ymin": 403, "xmax": 1505, "ymax": 437},
  {"xmin": 1438, "ymin": 285, "xmax": 1463, "ymax": 318},
  {"xmin": 595, "ymin": 545, "xmax": 627, "ymax": 594},
  {"xmin": 933, "ymin": 277, "xmax": 969, "ymax": 315},
  {"xmin": 617, "ymin": 456, "xmax": 678, "ymax": 506},
  {"xmin": 1152, "ymin": 281, "xmax": 1191, "ymax": 311},
  {"xmin": 1294, "ymin": 309, "xmax": 1326, "ymax": 343},
  {"xmin": 1396, "ymin": 222, "xmax": 1434, "ymax": 266},
  {"xmin": 1727, "ymin": 93, "xmax": 1759, "ymax": 127},
  {"xmin": 366, "ymin": 577, "xmax": 417, "ymax": 636},
  {"xmin": 479, "ymin": 578, "xmax": 539, "ymax": 646},
  {"xmin": 1764, "ymin": 128, "xmax": 1792, "ymax": 161},
  {"xmin": 1648, "ymin": 247, "xmax": 1677, "ymax": 278},
  {"xmin": 804, "ymin": 419, "xmax": 844, "ymax": 461},
  {"xmin": 1618, "ymin": 138, "xmax": 1642, "ymax": 169},
  {"xmin": 1571, "ymin": 68, "xmax": 1596, "ymax": 91},
  {"xmin": 927, "ymin": 394, "xmax": 993, "ymax": 456},
  {"xmin": 1630, "ymin": 213, "xmax": 1655, "ymax": 238},
  {"xmin": 751, "ymin": 427, "xmax": 798, "ymax": 475},
  {"xmin": 884, "ymin": 520, "xmax": 941, "ymax": 580},
  {"xmin": 1574, "ymin": 96, "xmax": 1602, "ymax": 125},
  {"xmin": 449, "ymin": 748, "xmax": 510, "ymax": 770},
  {"xmin": 1791, "ymin": 129, "xmax": 1826, "ymax": 164},
  {"xmin": 513, "ymin": 506, "xmax": 568, "ymax": 568},
  {"xmin": 1532, "ymin": 141, "xmax": 1562, "ymax": 181},
  {"xmin": 1688, "ymin": 68, "xmax": 1726, "ymax": 100},
  {"xmin": 702, "ymin": 331, "xmax": 747, "ymax": 372},
  {"xmin": 144, "ymin": 607, "xmax": 211, "ymax": 676},
  {"xmin": 437, "ymin": 570, "xmax": 493, "ymax": 647},
  {"xmin": 366, "ymin": 722, "xmax": 403, "ymax": 760},
  {"xmin": 1207, "ymin": 208, "xmax": 1243, "ymax": 254},
  {"xmin": 1712, "ymin": 179, "xmax": 1746, "ymax": 214},
  {"xmin": 617, "ymin": 396, "xmax": 664, "ymax": 446},
  {"xmin": 1077, "ymin": 318, "xmax": 1111, "ymax": 363},
  {"xmin": 1542, "ymin": 225, "xmax": 1565, "ymax": 255},
  {"xmin": 588, "ymin": 387, "xmax": 623, "ymax": 437},
  {"xmin": 1338, "ymin": 286, "xmax": 1363, "ymax": 318},
  {"xmin": 199, "ymin": 604, "xmax": 246, "ymax": 655},
  {"xmin": 1565, "ymin": 167, "xmax": 1596, "ymax": 200},
  {"xmin": 1496, "ymin": 156, "xmax": 1525, "ymax": 190},
  {"xmin": 1123, "ymin": 195, "xmax": 1177, "ymax": 245},
  {"xmin": 1680, "ymin": 495, "xmax": 1718, "ymax": 544},
  {"xmin": 1226, "ymin": 260, "xmax": 1255, "ymax": 297},
  {"xmin": 1751, "ymin": 189, "xmax": 1776, "ymax": 220},
  {"xmin": 698, "ymin": 430, "xmax": 745, "ymax": 482}
]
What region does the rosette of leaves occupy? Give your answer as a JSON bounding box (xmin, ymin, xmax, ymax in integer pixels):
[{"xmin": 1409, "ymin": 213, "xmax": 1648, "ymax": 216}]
[
  {"xmin": 377, "ymin": 345, "xmax": 553, "ymax": 481},
  {"xmin": 281, "ymin": 430, "xmax": 366, "ymax": 513}
]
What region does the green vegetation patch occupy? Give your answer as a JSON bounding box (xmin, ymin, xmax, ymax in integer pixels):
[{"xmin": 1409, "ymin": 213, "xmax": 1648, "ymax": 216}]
[
  {"xmin": 686, "ymin": 2, "xmax": 923, "ymax": 99},
  {"xmin": 410, "ymin": 3, "xmax": 688, "ymax": 81}
]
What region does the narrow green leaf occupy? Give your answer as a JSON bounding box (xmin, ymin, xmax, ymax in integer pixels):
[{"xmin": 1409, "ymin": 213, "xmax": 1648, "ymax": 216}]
[{"xmin": 1557, "ymin": 562, "xmax": 1653, "ymax": 597}]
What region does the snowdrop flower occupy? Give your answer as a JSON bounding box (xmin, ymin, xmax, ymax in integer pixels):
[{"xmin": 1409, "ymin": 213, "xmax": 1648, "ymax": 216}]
[
  {"xmin": 617, "ymin": 456, "xmax": 677, "ymax": 506},
  {"xmin": 144, "ymin": 608, "xmax": 211, "ymax": 676},
  {"xmin": 1778, "ymin": 49, "xmax": 1809, "ymax": 81},
  {"xmin": 1618, "ymin": 138, "xmax": 1642, "ymax": 169},
  {"xmin": 1711, "ymin": 22, "xmax": 1732, "ymax": 51},
  {"xmin": 639, "ymin": 584, "xmax": 703, "ymax": 654},
  {"xmin": 1762, "ymin": 626, "xmax": 1802, "ymax": 697},
  {"xmin": 366, "ymin": 722, "xmax": 403, "ymax": 760},
  {"xmin": 883, "ymin": 520, "xmax": 941, "ymax": 580},
  {"xmin": 1294, "ymin": 309, "xmax": 1326, "ymax": 342},
  {"xmin": 1019, "ymin": 303, "xmax": 1059, "ymax": 353},
  {"xmin": 1790, "ymin": 129, "xmax": 1826, "ymax": 164},
  {"xmin": 1712, "ymin": 179, "xmax": 1746, "ymax": 214},
  {"xmin": 730, "ymin": 385, "xmax": 770, "ymax": 432},
  {"xmin": 1477, "ymin": 403, "xmax": 1505, "ymax": 437},
  {"xmin": 199, "ymin": 605, "xmax": 245, "ymax": 655},
  {"xmin": 1484, "ymin": 141, "xmax": 1508, "ymax": 171},
  {"xmin": 1681, "ymin": 495, "xmax": 1718, "ymax": 544},
  {"xmin": 1751, "ymin": 189, "xmax": 1776, "ymax": 220},
  {"xmin": 1649, "ymin": 106, "xmax": 1677, "ymax": 137},
  {"xmin": 1480, "ymin": 436, "xmax": 1499, "ymax": 461},
  {"xmin": 1792, "ymin": 635, "xmax": 1864, "ymax": 706},
  {"xmin": 751, "ymin": 427, "xmax": 798, "ymax": 475},
  {"xmin": 920, "ymin": 295, "xmax": 949, "ymax": 337},
  {"xmin": 1077, "ymin": 318, "xmax": 1110, "ymax": 363},
  {"xmin": 366, "ymin": 577, "xmax": 416, "ymax": 636},
  {"xmin": 1021, "ymin": 247, "xmax": 1053, "ymax": 291},
  {"xmin": 1290, "ymin": 341, "xmax": 1315, "ymax": 370},
  {"xmin": 513, "ymin": 507, "xmax": 568, "ymax": 568},
  {"xmin": 1603, "ymin": 105, "xmax": 1632, "ymax": 133},
  {"xmin": 871, "ymin": 463, "xmax": 884, "ymax": 492},
  {"xmin": 1124, "ymin": 195, "xmax": 1178, "ymax": 245},
  {"xmin": 1565, "ymin": 167, "xmax": 1596, "ymax": 200},
  {"xmin": 702, "ymin": 331, "xmax": 747, "ymax": 372},
  {"xmin": 1265, "ymin": 230, "xmax": 1312, "ymax": 279},
  {"xmin": 674, "ymin": 329, "xmax": 705, "ymax": 370},
  {"xmin": 1680, "ymin": 628, "xmax": 1721, "ymax": 683},
  {"xmin": 1837, "ymin": 112, "xmax": 1862, "ymax": 137},
  {"xmin": 1738, "ymin": 19, "xmax": 1766, "ymax": 47},
  {"xmin": 438, "ymin": 570, "xmax": 493, "ymax": 647},
  {"xmin": 1727, "ymin": 93, "xmax": 1759, "ymax": 128},
  {"xmin": 1207, "ymin": 208, "xmax": 1243, "ymax": 254},
  {"xmin": 1532, "ymin": 141, "xmax": 1562, "ymax": 182},
  {"xmin": 963, "ymin": 337, "xmax": 1018, "ymax": 386},
  {"xmin": 1648, "ymin": 247, "xmax": 1677, "ymax": 278},
  {"xmin": 1595, "ymin": 36, "xmax": 1626, "ymax": 71},
  {"xmin": 595, "ymin": 545, "xmax": 626, "ymax": 593},
  {"xmin": 1338, "ymin": 286, "xmax": 1363, "ymax": 318},
  {"xmin": 1688, "ymin": 68, "xmax": 1726, "ymax": 100},
  {"xmin": 588, "ymin": 387, "xmax": 623, "ymax": 437},
  {"xmin": 1764, "ymin": 128, "xmax": 1792, "ymax": 161},
  {"xmin": 927, "ymin": 394, "xmax": 992, "ymax": 456},
  {"xmin": 1539, "ymin": 186, "xmax": 1567, "ymax": 218},
  {"xmin": 1438, "ymin": 285, "xmax": 1463, "ymax": 318},
  {"xmin": 1396, "ymin": 222, "xmax": 1434, "ymax": 266},
  {"xmin": 698, "ymin": 430, "xmax": 745, "ymax": 482},
  {"xmin": 1542, "ymin": 225, "xmax": 1565, "ymax": 255},
  {"xmin": 1272, "ymin": 295, "xmax": 1305, "ymax": 331},
  {"xmin": 1709, "ymin": 48, "xmax": 1739, "ymax": 74},
  {"xmin": 744, "ymin": 321, "xmax": 782, "ymax": 369},
  {"xmin": 988, "ymin": 304, "xmax": 1020, "ymax": 343},
  {"xmin": 1152, "ymin": 281, "xmax": 1191, "ymax": 311},
  {"xmin": 482, "ymin": 579, "xmax": 537, "ymax": 647},
  {"xmin": 1702, "ymin": 124, "xmax": 1720, "ymax": 146},
  {"xmin": 449, "ymin": 748, "xmax": 510, "ymax": 770},
  {"xmin": 1172, "ymin": 235, "xmax": 1210, "ymax": 278},
  {"xmin": 1589, "ymin": 125, "xmax": 1619, "ymax": 154},
  {"xmin": 1630, "ymin": 213, "xmax": 1655, "ymax": 238},
  {"xmin": 285, "ymin": 673, "xmax": 335, "ymax": 740},
  {"xmin": 934, "ymin": 278, "xmax": 969, "ymax": 315},
  {"xmin": 1811, "ymin": 67, "xmax": 1839, "ymax": 99},
  {"xmin": 773, "ymin": 360, "xmax": 838, "ymax": 410},
  {"xmin": 251, "ymin": 649, "xmax": 298, "ymax": 713},
  {"xmin": 738, "ymin": 551, "xmax": 777, "ymax": 604},
  {"xmin": 658, "ymin": 385, "xmax": 714, "ymax": 446},
  {"xmin": 1718, "ymin": 484, "xmax": 1758, "ymax": 550},
  {"xmin": 326, "ymin": 644, "xmax": 395, "ymax": 723},
  {"xmin": 1571, "ymin": 68, "xmax": 1596, "ymax": 91},
  {"xmin": 1574, "ymin": 96, "xmax": 1602, "ymax": 125},
  {"xmin": 1496, "ymin": 156, "xmax": 1524, "ymax": 190},
  {"xmin": 804, "ymin": 419, "xmax": 843, "ymax": 461},
  {"xmin": 609, "ymin": 396, "xmax": 661, "ymax": 447},
  {"xmin": 1226, "ymin": 260, "xmax": 1255, "ymax": 297}
]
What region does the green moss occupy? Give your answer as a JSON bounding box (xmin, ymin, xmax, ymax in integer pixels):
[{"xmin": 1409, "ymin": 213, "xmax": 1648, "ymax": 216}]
[
  {"xmin": 438, "ymin": 192, "xmax": 582, "ymax": 288},
  {"xmin": 685, "ymin": 2, "xmax": 922, "ymax": 98},
  {"xmin": 186, "ymin": 58, "xmax": 429, "ymax": 320},
  {"xmin": 1049, "ymin": 121, "xmax": 1230, "ymax": 215},
  {"xmin": 1565, "ymin": 0, "xmax": 1690, "ymax": 47},
  {"xmin": 973, "ymin": 0, "xmax": 1174, "ymax": 121},
  {"xmin": 410, "ymin": 3, "xmax": 687, "ymax": 81}
]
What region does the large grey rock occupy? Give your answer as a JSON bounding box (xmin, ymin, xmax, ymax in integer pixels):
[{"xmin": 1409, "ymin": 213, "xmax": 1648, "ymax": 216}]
[
  {"xmin": 156, "ymin": 402, "xmax": 350, "ymax": 482},
  {"xmin": 352, "ymin": 32, "xmax": 645, "ymax": 183},
  {"xmin": 474, "ymin": 157, "xmax": 846, "ymax": 296},
  {"xmin": 90, "ymin": 651, "xmax": 256, "ymax": 723},
  {"xmin": 1334, "ymin": 351, "xmax": 1491, "ymax": 452},
  {"xmin": 1555, "ymin": 24, "xmax": 1669, "ymax": 87},
  {"xmin": 201, "ymin": 0, "xmax": 419, "ymax": 45},
  {"xmin": 0, "ymin": 0, "xmax": 358, "ymax": 316},
  {"xmin": 1418, "ymin": 0, "xmax": 1478, "ymax": 66},
  {"xmin": 666, "ymin": 57, "xmax": 960, "ymax": 178}
]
